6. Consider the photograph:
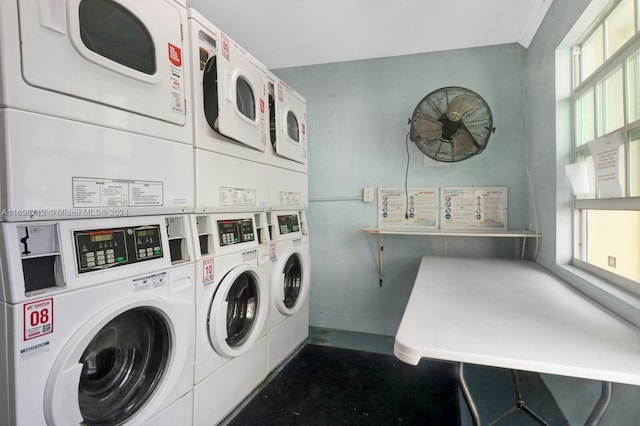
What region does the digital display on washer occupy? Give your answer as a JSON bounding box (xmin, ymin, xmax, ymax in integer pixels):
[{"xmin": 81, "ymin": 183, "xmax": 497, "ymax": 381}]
[
  {"xmin": 277, "ymin": 214, "xmax": 300, "ymax": 234},
  {"xmin": 217, "ymin": 218, "xmax": 255, "ymax": 246},
  {"xmin": 90, "ymin": 233, "xmax": 113, "ymax": 242},
  {"xmin": 74, "ymin": 225, "xmax": 163, "ymax": 274}
]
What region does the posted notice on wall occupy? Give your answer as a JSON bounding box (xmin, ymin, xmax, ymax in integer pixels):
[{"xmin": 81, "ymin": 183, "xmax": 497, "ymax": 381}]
[
  {"xmin": 588, "ymin": 133, "xmax": 622, "ymax": 198},
  {"xmin": 377, "ymin": 188, "xmax": 438, "ymax": 228},
  {"xmin": 441, "ymin": 187, "xmax": 508, "ymax": 230}
]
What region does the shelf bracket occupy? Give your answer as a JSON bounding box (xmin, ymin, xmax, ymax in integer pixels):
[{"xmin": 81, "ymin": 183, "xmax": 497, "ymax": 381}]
[{"xmin": 377, "ymin": 235, "xmax": 384, "ymax": 286}]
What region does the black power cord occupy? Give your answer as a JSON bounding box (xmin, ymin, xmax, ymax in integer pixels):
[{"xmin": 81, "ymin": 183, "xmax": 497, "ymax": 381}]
[{"xmin": 404, "ymin": 132, "xmax": 411, "ymax": 219}]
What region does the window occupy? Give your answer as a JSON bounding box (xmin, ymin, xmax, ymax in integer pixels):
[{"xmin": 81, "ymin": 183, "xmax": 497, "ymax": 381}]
[{"xmin": 572, "ymin": 0, "xmax": 640, "ymax": 292}]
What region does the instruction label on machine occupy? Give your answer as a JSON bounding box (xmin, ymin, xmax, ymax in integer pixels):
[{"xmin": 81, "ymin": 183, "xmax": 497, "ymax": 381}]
[
  {"xmin": 23, "ymin": 298, "xmax": 53, "ymax": 341},
  {"xmin": 279, "ymin": 191, "xmax": 301, "ymax": 206},
  {"xmin": 220, "ymin": 187, "xmax": 256, "ymax": 206},
  {"xmin": 20, "ymin": 341, "xmax": 50, "ymax": 360},
  {"xmin": 377, "ymin": 188, "xmax": 438, "ymax": 228},
  {"xmin": 168, "ymin": 43, "xmax": 185, "ymax": 115},
  {"xmin": 441, "ymin": 187, "xmax": 507, "ymax": 230},
  {"xmin": 132, "ymin": 272, "xmax": 168, "ymax": 291},
  {"xmin": 73, "ymin": 177, "xmax": 163, "ymax": 207}
]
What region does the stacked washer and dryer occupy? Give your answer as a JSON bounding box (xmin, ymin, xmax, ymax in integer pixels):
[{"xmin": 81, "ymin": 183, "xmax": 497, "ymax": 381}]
[
  {"xmin": 0, "ymin": 1, "xmax": 196, "ymax": 425},
  {"xmin": 264, "ymin": 72, "xmax": 311, "ymax": 373},
  {"xmin": 0, "ymin": 2, "xmax": 310, "ymax": 425},
  {"xmin": 187, "ymin": 9, "xmax": 310, "ymax": 425}
]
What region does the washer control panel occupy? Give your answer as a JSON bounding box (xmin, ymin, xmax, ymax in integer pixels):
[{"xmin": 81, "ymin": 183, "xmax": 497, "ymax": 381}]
[
  {"xmin": 74, "ymin": 225, "xmax": 163, "ymax": 273},
  {"xmin": 277, "ymin": 214, "xmax": 300, "ymax": 234},
  {"xmin": 217, "ymin": 218, "xmax": 255, "ymax": 246}
]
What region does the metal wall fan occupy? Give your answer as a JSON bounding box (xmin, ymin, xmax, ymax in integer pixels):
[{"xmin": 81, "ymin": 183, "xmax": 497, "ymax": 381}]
[{"xmin": 408, "ymin": 86, "xmax": 496, "ymax": 162}]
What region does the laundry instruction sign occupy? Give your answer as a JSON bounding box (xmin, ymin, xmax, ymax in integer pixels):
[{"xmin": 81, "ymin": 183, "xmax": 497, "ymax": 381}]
[
  {"xmin": 441, "ymin": 187, "xmax": 507, "ymax": 230},
  {"xmin": 377, "ymin": 188, "xmax": 438, "ymax": 228}
]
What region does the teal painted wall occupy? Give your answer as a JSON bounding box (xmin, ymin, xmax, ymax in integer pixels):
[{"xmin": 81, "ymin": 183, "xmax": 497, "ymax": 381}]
[{"xmin": 274, "ymin": 44, "xmax": 529, "ymax": 336}]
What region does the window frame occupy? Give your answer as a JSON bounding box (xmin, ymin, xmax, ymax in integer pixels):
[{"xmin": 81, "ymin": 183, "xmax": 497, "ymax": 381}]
[{"xmin": 571, "ymin": 0, "xmax": 640, "ymax": 294}]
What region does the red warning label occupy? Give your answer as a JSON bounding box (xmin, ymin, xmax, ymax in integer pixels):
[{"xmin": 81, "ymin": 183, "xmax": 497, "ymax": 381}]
[
  {"xmin": 269, "ymin": 242, "xmax": 277, "ymax": 261},
  {"xmin": 221, "ymin": 33, "xmax": 230, "ymax": 61},
  {"xmin": 203, "ymin": 259, "xmax": 214, "ymax": 286},
  {"xmin": 24, "ymin": 298, "xmax": 54, "ymax": 341},
  {"xmin": 168, "ymin": 43, "xmax": 182, "ymax": 67}
]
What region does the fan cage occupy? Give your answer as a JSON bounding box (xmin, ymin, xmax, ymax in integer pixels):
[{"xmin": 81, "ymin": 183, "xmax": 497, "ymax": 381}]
[{"xmin": 409, "ymin": 86, "xmax": 495, "ymax": 162}]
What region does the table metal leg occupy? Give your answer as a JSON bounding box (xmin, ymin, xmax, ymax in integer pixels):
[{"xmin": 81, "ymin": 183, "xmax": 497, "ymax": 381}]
[
  {"xmin": 456, "ymin": 362, "xmax": 481, "ymax": 426},
  {"xmin": 585, "ymin": 381, "xmax": 612, "ymax": 426},
  {"xmin": 455, "ymin": 365, "xmax": 610, "ymax": 426},
  {"xmin": 489, "ymin": 370, "xmax": 548, "ymax": 426}
]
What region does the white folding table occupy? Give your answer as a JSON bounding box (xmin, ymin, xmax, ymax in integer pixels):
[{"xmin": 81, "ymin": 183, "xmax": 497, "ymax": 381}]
[{"xmin": 395, "ymin": 256, "xmax": 640, "ymax": 425}]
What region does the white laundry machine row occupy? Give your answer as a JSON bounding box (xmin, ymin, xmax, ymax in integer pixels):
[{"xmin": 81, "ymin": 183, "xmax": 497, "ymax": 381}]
[
  {"xmin": 265, "ymin": 71, "xmax": 309, "ymax": 211},
  {"xmin": 0, "ymin": 214, "xmax": 196, "ymax": 425},
  {"xmin": 0, "ymin": 0, "xmax": 194, "ymax": 220},
  {"xmin": 189, "ymin": 211, "xmax": 272, "ymax": 425},
  {"xmin": 266, "ymin": 210, "xmax": 310, "ymax": 372}
]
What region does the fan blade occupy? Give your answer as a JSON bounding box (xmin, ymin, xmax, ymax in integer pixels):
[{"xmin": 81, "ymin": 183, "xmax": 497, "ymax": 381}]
[
  {"xmin": 446, "ymin": 93, "xmax": 482, "ymax": 122},
  {"xmin": 451, "ymin": 128, "xmax": 475, "ymax": 157},
  {"xmin": 413, "ymin": 112, "xmax": 442, "ymax": 140}
]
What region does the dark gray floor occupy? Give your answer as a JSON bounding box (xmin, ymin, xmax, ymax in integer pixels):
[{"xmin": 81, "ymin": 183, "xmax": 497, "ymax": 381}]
[{"xmin": 223, "ymin": 327, "xmax": 568, "ymax": 426}]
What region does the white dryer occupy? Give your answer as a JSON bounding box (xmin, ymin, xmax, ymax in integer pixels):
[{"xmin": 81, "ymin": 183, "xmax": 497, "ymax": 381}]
[
  {"xmin": 265, "ymin": 71, "xmax": 309, "ymax": 210},
  {"xmin": 0, "ymin": 0, "xmax": 191, "ymax": 143},
  {"xmin": 0, "ymin": 0, "xmax": 194, "ymax": 219},
  {"xmin": 188, "ymin": 9, "xmax": 270, "ymax": 212},
  {"xmin": 0, "ymin": 214, "xmax": 195, "ymax": 425},
  {"xmin": 190, "ymin": 212, "xmax": 271, "ymax": 425},
  {"xmin": 265, "ymin": 210, "xmax": 310, "ymax": 372}
]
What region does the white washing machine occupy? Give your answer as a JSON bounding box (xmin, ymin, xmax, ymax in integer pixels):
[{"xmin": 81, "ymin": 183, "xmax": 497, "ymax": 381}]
[
  {"xmin": 190, "ymin": 212, "xmax": 271, "ymax": 425},
  {"xmin": 266, "ymin": 210, "xmax": 310, "ymax": 372},
  {"xmin": 0, "ymin": 214, "xmax": 195, "ymax": 425},
  {"xmin": 188, "ymin": 9, "xmax": 270, "ymax": 213},
  {"xmin": 0, "ymin": 0, "xmax": 194, "ymax": 220},
  {"xmin": 265, "ymin": 71, "xmax": 309, "ymax": 210}
]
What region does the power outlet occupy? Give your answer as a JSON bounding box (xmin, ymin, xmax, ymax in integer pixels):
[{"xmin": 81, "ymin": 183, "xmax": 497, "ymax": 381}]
[
  {"xmin": 608, "ymin": 256, "xmax": 616, "ymax": 268},
  {"xmin": 363, "ymin": 187, "xmax": 374, "ymax": 203}
]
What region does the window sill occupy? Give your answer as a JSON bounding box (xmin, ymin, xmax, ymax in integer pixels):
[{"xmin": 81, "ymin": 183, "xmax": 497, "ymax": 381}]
[{"xmin": 555, "ymin": 264, "xmax": 640, "ymax": 329}]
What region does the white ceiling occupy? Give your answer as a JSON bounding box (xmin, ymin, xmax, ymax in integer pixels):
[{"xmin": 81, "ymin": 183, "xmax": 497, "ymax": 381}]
[{"xmin": 187, "ymin": 0, "xmax": 554, "ymax": 69}]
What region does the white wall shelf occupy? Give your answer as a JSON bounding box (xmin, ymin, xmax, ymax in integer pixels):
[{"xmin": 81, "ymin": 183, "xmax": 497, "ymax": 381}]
[{"xmin": 359, "ymin": 227, "xmax": 540, "ymax": 285}]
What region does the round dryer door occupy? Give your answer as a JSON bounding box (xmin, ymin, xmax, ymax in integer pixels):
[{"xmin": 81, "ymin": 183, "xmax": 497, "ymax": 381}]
[
  {"xmin": 44, "ymin": 300, "xmax": 192, "ymax": 426},
  {"xmin": 273, "ymin": 250, "xmax": 310, "ymax": 316},
  {"xmin": 208, "ymin": 265, "xmax": 268, "ymax": 358}
]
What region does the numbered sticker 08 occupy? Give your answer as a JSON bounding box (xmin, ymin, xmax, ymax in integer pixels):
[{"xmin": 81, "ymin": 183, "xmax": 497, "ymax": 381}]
[{"xmin": 23, "ymin": 298, "xmax": 54, "ymax": 341}]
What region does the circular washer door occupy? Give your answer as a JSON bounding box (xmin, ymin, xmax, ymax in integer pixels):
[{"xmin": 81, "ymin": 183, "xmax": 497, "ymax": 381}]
[
  {"xmin": 78, "ymin": 308, "xmax": 169, "ymax": 425},
  {"xmin": 273, "ymin": 249, "xmax": 310, "ymax": 316},
  {"xmin": 208, "ymin": 264, "xmax": 268, "ymax": 358},
  {"xmin": 44, "ymin": 299, "xmax": 192, "ymax": 426}
]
